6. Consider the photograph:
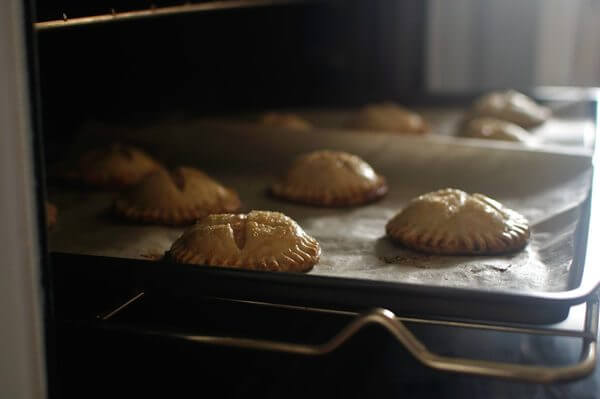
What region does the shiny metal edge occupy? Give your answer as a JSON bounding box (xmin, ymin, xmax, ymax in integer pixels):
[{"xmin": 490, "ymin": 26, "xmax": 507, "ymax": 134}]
[{"xmin": 35, "ymin": 0, "xmax": 307, "ymax": 30}]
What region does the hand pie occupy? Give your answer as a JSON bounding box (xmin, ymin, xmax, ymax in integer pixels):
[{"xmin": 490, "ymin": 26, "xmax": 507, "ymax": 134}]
[
  {"xmin": 46, "ymin": 201, "xmax": 57, "ymax": 229},
  {"xmin": 468, "ymin": 90, "xmax": 551, "ymax": 128},
  {"xmin": 114, "ymin": 167, "xmax": 241, "ymax": 225},
  {"xmin": 386, "ymin": 188, "xmax": 530, "ymax": 255},
  {"xmin": 461, "ymin": 117, "xmax": 532, "ymax": 143},
  {"xmin": 271, "ymin": 150, "xmax": 388, "ymax": 207},
  {"xmin": 259, "ymin": 112, "xmax": 312, "ymax": 131},
  {"xmin": 67, "ymin": 143, "xmax": 161, "ymax": 188},
  {"xmin": 347, "ymin": 103, "xmax": 429, "ymax": 134},
  {"xmin": 168, "ymin": 211, "xmax": 321, "ymax": 272}
]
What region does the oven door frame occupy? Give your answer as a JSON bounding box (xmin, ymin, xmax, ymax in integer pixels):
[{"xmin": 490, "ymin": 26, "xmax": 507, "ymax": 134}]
[{"xmin": 0, "ymin": 0, "xmax": 51, "ymax": 398}]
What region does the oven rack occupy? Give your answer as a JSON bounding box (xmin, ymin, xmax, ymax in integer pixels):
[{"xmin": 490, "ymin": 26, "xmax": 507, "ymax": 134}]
[
  {"xmin": 34, "ymin": 0, "xmax": 306, "ymax": 30},
  {"xmin": 94, "ymin": 290, "xmax": 599, "ymax": 384}
]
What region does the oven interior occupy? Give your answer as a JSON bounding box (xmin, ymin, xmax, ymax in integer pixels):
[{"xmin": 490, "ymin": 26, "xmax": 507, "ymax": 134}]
[
  {"xmin": 32, "ymin": 1, "xmax": 600, "ymax": 397},
  {"xmin": 38, "ymin": 1, "xmax": 426, "ymax": 163}
]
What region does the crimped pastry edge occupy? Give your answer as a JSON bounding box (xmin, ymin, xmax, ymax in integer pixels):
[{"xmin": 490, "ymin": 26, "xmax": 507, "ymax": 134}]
[
  {"xmin": 271, "ymin": 177, "xmax": 388, "ymax": 207},
  {"xmin": 348, "ymin": 120, "xmax": 430, "ymax": 135},
  {"xmin": 345, "ymin": 105, "xmax": 431, "ymax": 134},
  {"xmin": 168, "ymin": 232, "xmax": 321, "ymax": 272},
  {"xmin": 385, "ymin": 216, "xmax": 530, "ymax": 255},
  {"xmin": 57, "ymin": 146, "xmax": 162, "ymax": 189},
  {"xmin": 113, "ymin": 190, "xmax": 242, "ymax": 226}
]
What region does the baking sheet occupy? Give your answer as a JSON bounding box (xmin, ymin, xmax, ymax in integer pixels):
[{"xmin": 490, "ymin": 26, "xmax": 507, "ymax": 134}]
[
  {"xmin": 63, "ymin": 102, "xmax": 596, "ymax": 162},
  {"xmin": 213, "ymin": 101, "xmax": 596, "ymax": 148},
  {"xmin": 48, "ymin": 121, "xmax": 593, "ymax": 293}
]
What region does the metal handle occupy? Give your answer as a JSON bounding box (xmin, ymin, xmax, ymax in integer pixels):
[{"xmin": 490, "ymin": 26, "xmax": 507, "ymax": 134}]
[{"xmin": 95, "ymin": 293, "xmax": 598, "ymax": 384}]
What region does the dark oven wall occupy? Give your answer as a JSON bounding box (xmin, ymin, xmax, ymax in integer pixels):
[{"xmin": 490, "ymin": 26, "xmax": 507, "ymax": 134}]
[{"xmin": 36, "ymin": 0, "xmax": 426, "ymax": 162}]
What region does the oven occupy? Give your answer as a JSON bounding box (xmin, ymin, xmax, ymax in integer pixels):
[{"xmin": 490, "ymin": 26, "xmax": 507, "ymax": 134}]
[{"xmin": 2, "ymin": 0, "xmax": 600, "ymax": 398}]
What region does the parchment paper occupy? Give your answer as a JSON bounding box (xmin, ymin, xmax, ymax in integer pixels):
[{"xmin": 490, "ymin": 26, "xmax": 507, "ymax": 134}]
[{"xmin": 48, "ymin": 110, "xmax": 593, "ymax": 293}]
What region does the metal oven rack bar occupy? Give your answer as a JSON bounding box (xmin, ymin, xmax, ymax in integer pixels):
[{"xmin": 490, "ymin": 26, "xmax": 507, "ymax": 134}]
[
  {"xmin": 96, "ymin": 291, "xmax": 599, "ymax": 384},
  {"xmin": 34, "ymin": 0, "xmax": 306, "ymax": 31}
]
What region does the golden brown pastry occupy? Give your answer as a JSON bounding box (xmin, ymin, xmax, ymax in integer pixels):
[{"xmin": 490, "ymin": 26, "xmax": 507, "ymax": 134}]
[
  {"xmin": 386, "ymin": 188, "xmax": 530, "ymax": 255},
  {"xmin": 259, "ymin": 112, "xmax": 312, "ymax": 131},
  {"xmin": 46, "ymin": 202, "xmax": 57, "ymax": 229},
  {"xmin": 271, "ymin": 150, "xmax": 388, "ymax": 207},
  {"xmin": 114, "ymin": 167, "xmax": 241, "ymax": 225},
  {"xmin": 461, "ymin": 117, "xmax": 532, "ymax": 142},
  {"xmin": 66, "ymin": 143, "xmax": 161, "ymax": 188},
  {"xmin": 346, "ymin": 103, "xmax": 429, "ymax": 134},
  {"xmin": 468, "ymin": 90, "xmax": 551, "ymax": 128},
  {"xmin": 168, "ymin": 211, "xmax": 320, "ymax": 272}
]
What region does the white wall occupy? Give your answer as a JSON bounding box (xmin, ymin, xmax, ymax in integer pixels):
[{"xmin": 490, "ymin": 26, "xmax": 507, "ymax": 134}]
[{"xmin": 427, "ymin": 0, "xmax": 600, "ymax": 92}]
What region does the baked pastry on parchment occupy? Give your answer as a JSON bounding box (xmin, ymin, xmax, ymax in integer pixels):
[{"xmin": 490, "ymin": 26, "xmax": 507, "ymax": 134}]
[
  {"xmin": 271, "ymin": 150, "xmax": 388, "ymax": 207},
  {"xmin": 468, "ymin": 90, "xmax": 551, "ymax": 128},
  {"xmin": 168, "ymin": 211, "xmax": 320, "ymax": 272},
  {"xmin": 65, "ymin": 143, "xmax": 161, "ymax": 188},
  {"xmin": 347, "ymin": 103, "xmax": 429, "ymax": 134},
  {"xmin": 46, "ymin": 201, "xmax": 57, "ymax": 229},
  {"xmin": 114, "ymin": 167, "xmax": 241, "ymax": 225},
  {"xmin": 259, "ymin": 112, "xmax": 312, "ymax": 131},
  {"xmin": 461, "ymin": 117, "xmax": 532, "ymax": 143},
  {"xmin": 386, "ymin": 188, "xmax": 530, "ymax": 255}
]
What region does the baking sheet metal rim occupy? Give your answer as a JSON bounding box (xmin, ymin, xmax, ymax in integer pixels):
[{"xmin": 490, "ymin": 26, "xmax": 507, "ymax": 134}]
[
  {"xmin": 176, "ymin": 116, "xmax": 599, "ymax": 306},
  {"xmin": 46, "ymin": 170, "xmax": 599, "ymax": 323},
  {"xmin": 48, "ymin": 243, "xmax": 591, "ymax": 326},
  {"xmin": 49, "ymin": 180, "xmax": 598, "ymax": 308},
  {"xmin": 51, "ymin": 101, "xmax": 600, "ymax": 321}
]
